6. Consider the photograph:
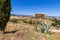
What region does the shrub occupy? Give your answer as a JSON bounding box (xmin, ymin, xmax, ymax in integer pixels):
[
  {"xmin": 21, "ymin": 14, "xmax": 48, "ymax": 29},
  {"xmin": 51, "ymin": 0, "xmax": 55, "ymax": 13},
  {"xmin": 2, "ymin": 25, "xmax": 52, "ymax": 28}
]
[
  {"xmin": 52, "ymin": 23, "xmax": 57, "ymax": 26},
  {"xmin": 52, "ymin": 18, "xmax": 60, "ymax": 26},
  {"xmin": 23, "ymin": 20, "xmax": 28, "ymax": 23},
  {"xmin": 28, "ymin": 20, "xmax": 33, "ymax": 24},
  {"xmin": 9, "ymin": 19, "xmax": 18, "ymax": 23},
  {"xmin": 23, "ymin": 20, "xmax": 41, "ymax": 25}
]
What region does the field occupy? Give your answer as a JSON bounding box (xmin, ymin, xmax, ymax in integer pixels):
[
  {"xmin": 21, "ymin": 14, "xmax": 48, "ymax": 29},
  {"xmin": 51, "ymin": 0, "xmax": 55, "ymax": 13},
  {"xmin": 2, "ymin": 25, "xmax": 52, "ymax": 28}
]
[{"xmin": 0, "ymin": 16, "xmax": 60, "ymax": 40}]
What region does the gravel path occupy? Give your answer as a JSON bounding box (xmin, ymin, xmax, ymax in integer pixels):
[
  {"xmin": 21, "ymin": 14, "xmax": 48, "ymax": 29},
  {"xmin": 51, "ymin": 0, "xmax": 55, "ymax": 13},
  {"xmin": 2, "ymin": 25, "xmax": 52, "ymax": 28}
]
[{"xmin": 50, "ymin": 29, "xmax": 60, "ymax": 33}]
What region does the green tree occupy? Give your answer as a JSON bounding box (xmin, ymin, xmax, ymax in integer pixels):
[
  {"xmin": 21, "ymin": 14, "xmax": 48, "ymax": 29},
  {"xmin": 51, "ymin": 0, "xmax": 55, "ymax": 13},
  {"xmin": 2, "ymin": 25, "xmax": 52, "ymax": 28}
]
[{"xmin": 0, "ymin": 0, "xmax": 11, "ymax": 33}]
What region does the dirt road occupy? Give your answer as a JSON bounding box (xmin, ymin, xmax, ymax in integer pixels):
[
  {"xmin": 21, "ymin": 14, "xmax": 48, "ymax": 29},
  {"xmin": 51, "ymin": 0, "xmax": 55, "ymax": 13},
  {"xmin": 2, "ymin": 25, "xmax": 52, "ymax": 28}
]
[{"xmin": 50, "ymin": 29, "xmax": 60, "ymax": 33}]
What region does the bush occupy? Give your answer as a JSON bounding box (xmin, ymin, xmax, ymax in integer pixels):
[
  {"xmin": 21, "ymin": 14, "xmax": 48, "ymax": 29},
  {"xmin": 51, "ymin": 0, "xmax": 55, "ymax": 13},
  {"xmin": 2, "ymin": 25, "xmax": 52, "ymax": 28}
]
[
  {"xmin": 36, "ymin": 21, "xmax": 41, "ymax": 24},
  {"xmin": 52, "ymin": 23, "xmax": 57, "ymax": 26},
  {"xmin": 52, "ymin": 18, "xmax": 60, "ymax": 26},
  {"xmin": 28, "ymin": 20, "xmax": 32, "ymax": 24},
  {"xmin": 23, "ymin": 20, "xmax": 41, "ymax": 25},
  {"xmin": 23, "ymin": 20, "xmax": 28, "ymax": 23},
  {"xmin": 9, "ymin": 19, "xmax": 18, "ymax": 23}
]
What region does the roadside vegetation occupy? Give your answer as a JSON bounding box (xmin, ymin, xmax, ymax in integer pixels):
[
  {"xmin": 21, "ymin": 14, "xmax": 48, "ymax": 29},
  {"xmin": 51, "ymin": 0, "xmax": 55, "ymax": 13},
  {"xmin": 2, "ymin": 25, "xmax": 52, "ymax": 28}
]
[{"xmin": 52, "ymin": 18, "xmax": 60, "ymax": 27}]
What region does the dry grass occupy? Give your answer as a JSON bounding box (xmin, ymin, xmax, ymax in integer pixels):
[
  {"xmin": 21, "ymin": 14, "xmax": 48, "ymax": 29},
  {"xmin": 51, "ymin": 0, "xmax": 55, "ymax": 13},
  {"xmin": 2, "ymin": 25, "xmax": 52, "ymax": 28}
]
[{"xmin": 0, "ymin": 16, "xmax": 60, "ymax": 40}]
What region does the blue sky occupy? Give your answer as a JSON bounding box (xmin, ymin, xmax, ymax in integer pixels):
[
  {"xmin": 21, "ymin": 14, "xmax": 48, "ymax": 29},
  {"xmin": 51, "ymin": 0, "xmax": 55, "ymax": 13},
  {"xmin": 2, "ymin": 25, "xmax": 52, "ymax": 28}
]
[{"xmin": 11, "ymin": 0, "xmax": 60, "ymax": 16}]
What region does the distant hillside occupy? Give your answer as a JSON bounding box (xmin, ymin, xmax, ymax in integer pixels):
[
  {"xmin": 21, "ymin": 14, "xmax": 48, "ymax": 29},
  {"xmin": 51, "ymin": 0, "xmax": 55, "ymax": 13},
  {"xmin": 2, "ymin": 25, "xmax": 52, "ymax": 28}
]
[
  {"xmin": 11, "ymin": 14, "xmax": 60, "ymax": 19},
  {"xmin": 11, "ymin": 14, "xmax": 33, "ymax": 17}
]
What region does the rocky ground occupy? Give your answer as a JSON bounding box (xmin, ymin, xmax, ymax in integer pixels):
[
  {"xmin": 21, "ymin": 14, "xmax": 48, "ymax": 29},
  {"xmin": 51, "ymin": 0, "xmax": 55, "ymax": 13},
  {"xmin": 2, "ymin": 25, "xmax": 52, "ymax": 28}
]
[
  {"xmin": 0, "ymin": 22, "xmax": 42, "ymax": 40},
  {"xmin": 0, "ymin": 21, "xmax": 60, "ymax": 40}
]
